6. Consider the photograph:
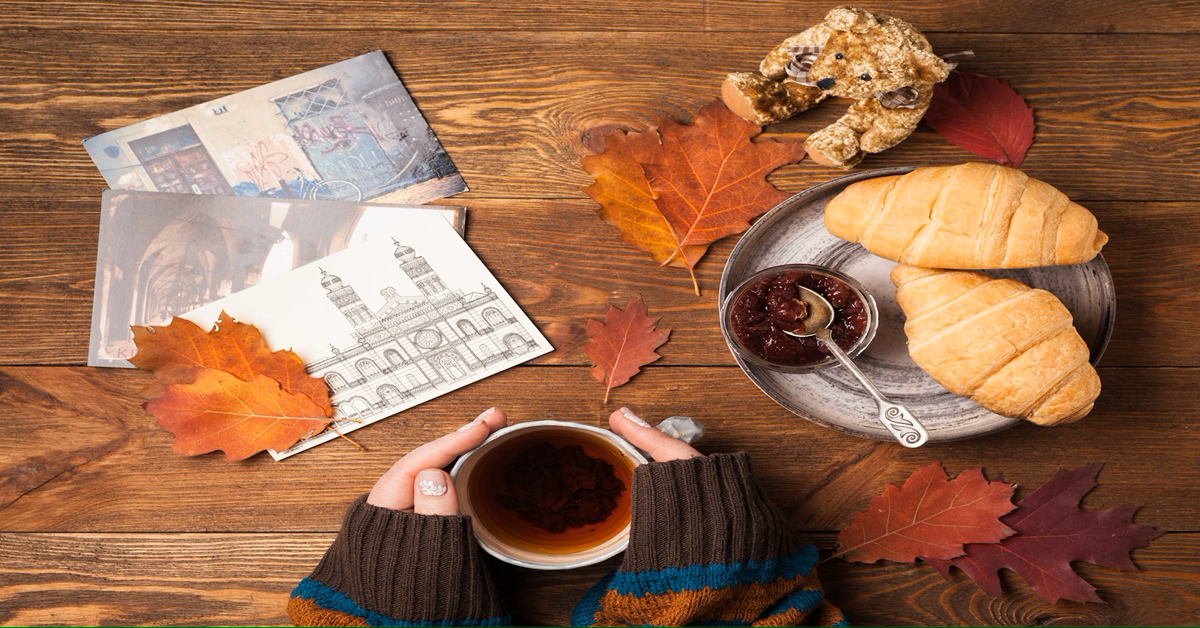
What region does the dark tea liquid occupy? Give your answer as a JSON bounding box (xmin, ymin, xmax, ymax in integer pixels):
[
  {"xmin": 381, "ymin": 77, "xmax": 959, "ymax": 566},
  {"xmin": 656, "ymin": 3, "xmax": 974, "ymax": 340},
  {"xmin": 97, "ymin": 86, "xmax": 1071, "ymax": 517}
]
[{"xmin": 467, "ymin": 428, "xmax": 635, "ymax": 554}]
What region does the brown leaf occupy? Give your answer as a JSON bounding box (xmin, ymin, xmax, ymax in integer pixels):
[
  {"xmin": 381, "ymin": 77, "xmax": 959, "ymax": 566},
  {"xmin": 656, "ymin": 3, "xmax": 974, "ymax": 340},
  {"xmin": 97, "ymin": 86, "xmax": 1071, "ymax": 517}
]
[
  {"xmin": 131, "ymin": 311, "xmax": 332, "ymax": 416},
  {"xmin": 647, "ymin": 100, "xmax": 807, "ymax": 255},
  {"xmin": 837, "ymin": 461, "xmax": 1017, "ymax": 563},
  {"xmin": 581, "ymin": 129, "xmax": 709, "ymax": 275},
  {"xmin": 146, "ymin": 368, "xmax": 330, "ymax": 462},
  {"xmin": 925, "ymin": 464, "xmax": 1163, "ymax": 604},
  {"xmin": 583, "ymin": 297, "xmax": 670, "ymax": 403},
  {"xmin": 581, "ymin": 101, "xmax": 805, "ymax": 294}
]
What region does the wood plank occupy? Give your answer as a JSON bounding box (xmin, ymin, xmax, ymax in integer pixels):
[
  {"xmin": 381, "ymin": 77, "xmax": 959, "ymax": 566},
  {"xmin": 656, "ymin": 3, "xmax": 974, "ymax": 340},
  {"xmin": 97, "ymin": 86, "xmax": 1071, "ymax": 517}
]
[
  {"xmin": 0, "ymin": 531, "xmax": 1196, "ymax": 626},
  {"xmin": 0, "ymin": 33, "xmax": 1199, "ymax": 203},
  {"xmin": 817, "ymin": 532, "xmax": 1200, "ymax": 627},
  {"xmin": 0, "ymin": 199, "xmax": 1195, "ymax": 367},
  {"xmin": 5, "ymin": 0, "xmax": 1200, "ymax": 33},
  {"xmin": 0, "ymin": 532, "xmax": 320, "ymax": 626},
  {"xmin": 1, "ymin": 365, "xmax": 1194, "ymax": 532}
]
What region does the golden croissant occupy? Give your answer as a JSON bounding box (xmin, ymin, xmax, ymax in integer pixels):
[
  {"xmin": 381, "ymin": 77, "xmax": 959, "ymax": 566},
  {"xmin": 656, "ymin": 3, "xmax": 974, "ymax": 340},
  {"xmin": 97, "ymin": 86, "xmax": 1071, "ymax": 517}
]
[
  {"xmin": 826, "ymin": 163, "xmax": 1108, "ymax": 268},
  {"xmin": 891, "ymin": 265, "xmax": 1100, "ymax": 425}
]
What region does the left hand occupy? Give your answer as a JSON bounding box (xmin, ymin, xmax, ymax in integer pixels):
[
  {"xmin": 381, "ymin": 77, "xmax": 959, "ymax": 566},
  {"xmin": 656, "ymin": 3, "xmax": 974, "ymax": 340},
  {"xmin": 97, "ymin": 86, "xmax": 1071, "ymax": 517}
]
[{"xmin": 366, "ymin": 407, "xmax": 507, "ymax": 514}]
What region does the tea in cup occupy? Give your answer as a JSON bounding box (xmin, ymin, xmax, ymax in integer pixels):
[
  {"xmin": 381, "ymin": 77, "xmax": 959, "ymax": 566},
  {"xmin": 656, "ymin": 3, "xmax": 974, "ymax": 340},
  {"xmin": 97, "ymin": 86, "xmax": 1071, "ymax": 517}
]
[{"xmin": 449, "ymin": 420, "xmax": 647, "ymax": 570}]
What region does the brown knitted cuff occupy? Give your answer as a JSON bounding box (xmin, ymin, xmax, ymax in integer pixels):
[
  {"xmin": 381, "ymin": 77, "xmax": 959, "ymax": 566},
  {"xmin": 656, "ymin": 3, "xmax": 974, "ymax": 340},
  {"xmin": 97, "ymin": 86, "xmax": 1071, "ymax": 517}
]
[
  {"xmin": 308, "ymin": 494, "xmax": 505, "ymax": 623},
  {"xmin": 622, "ymin": 452, "xmax": 803, "ymax": 572}
]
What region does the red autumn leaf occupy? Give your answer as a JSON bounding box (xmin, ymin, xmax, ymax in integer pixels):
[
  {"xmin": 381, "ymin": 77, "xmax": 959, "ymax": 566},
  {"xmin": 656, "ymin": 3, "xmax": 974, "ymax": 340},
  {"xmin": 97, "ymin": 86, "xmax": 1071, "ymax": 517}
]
[
  {"xmin": 147, "ymin": 368, "xmax": 331, "ymax": 462},
  {"xmin": 924, "ymin": 464, "xmax": 1163, "ymax": 604},
  {"xmin": 581, "ymin": 100, "xmax": 805, "ymax": 294},
  {"xmin": 923, "ymin": 72, "xmax": 1035, "ymax": 167},
  {"xmin": 130, "ymin": 311, "xmax": 332, "ymax": 416},
  {"xmin": 837, "ymin": 461, "xmax": 1017, "ymax": 563},
  {"xmin": 584, "ymin": 297, "xmax": 670, "ymax": 403}
]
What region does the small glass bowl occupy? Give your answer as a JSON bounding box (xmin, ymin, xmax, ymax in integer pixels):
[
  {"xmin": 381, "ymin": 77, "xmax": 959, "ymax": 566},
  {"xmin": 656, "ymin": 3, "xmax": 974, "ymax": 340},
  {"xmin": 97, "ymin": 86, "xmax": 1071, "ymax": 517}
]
[{"xmin": 719, "ymin": 264, "xmax": 879, "ymax": 374}]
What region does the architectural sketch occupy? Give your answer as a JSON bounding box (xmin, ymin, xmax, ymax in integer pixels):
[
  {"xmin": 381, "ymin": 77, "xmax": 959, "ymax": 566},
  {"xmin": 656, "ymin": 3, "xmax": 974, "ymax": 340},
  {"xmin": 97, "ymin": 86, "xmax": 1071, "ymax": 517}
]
[
  {"xmin": 178, "ymin": 218, "xmax": 553, "ymax": 460},
  {"xmin": 306, "ymin": 240, "xmax": 540, "ymax": 431}
]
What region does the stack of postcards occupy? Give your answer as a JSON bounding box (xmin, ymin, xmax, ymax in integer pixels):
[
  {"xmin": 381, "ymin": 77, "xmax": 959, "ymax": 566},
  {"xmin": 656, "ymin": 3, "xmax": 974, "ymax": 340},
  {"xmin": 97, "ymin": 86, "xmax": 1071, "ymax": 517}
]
[{"xmin": 84, "ymin": 51, "xmax": 550, "ymax": 459}]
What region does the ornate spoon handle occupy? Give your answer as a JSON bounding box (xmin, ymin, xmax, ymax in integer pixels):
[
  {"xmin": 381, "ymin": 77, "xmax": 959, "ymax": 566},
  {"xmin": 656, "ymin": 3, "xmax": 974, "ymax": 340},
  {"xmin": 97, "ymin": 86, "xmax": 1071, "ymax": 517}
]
[{"xmin": 814, "ymin": 329, "xmax": 929, "ymax": 448}]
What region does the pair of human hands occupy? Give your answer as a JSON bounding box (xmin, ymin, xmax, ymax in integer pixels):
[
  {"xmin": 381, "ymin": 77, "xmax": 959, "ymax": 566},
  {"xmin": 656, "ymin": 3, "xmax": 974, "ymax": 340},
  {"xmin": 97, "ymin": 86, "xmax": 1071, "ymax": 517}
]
[{"xmin": 367, "ymin": 407, "xmax": 701, "ymax": 515}]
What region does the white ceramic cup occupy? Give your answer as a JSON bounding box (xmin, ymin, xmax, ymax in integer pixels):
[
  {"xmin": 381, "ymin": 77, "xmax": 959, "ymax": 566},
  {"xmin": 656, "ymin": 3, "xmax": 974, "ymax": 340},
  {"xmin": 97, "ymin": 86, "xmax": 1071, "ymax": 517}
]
[{"xmin": 449, "ymin": 420, "xmax": 648, "ymax": 570}]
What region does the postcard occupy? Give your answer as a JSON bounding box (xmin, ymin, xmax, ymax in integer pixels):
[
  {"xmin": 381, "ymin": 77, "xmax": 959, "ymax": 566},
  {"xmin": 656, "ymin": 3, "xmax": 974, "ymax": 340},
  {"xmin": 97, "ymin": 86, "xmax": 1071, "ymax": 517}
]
[
  {"xmin": 88, "ymin": 190, "xmax": 465, "ymax": 368},
  {"xmin": 83, "ymin": 51, "xmax": 465, "ymax": 205},
  {"xmin": 179, "ymin": 212, "xmax": 552, "ymax": 459}
]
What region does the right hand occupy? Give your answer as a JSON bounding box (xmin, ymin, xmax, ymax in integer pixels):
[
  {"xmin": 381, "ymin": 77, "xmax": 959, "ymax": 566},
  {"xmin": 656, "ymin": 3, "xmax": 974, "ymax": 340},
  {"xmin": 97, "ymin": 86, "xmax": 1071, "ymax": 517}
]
[{"xmin": 609, "ymin": 407, "xmax": 702, "ymax": 461}]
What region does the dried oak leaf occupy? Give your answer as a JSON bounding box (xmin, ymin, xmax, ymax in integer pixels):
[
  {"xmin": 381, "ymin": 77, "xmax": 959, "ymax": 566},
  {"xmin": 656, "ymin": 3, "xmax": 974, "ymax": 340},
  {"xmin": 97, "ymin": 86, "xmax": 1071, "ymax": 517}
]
[
  {"xmin": 131, "ymin": 311, "xmax": 332, "ymax": 416},
  {"xmin": 581, "ymin": 100, "xmax": 805, "ymax": 293},
  {"xmin": 837, "ymin": 461, "xmax": 1017, "ymax": 563},
  {"xmin": 923, "ymin": 71, "xmax": 1035, "ymax": 167},
  {"xmin": 146, "ymin": 368, "xmax": 331, "ymax": 462},
  {"xmin": 580, "ymin": 129, "xmax": 710, "ymax": 273},
  {"xmin": 925, "ymin": 464, "xmax": 1164, "ymax": 604},
  {"xmin": 584, "ymin": 297, "xmax": 670, "ymax": 403}
]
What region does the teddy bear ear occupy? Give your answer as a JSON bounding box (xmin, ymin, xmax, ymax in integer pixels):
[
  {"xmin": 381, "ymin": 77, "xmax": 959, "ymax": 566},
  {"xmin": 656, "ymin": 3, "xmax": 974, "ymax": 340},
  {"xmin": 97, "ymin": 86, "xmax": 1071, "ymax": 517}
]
[
  {"xmin": 825, "ymin": 6, "xmax": 879, "ymax": 33},
  {"xmin": 909, "ymin": 49, "xmax": 950, "ymax": 84}
]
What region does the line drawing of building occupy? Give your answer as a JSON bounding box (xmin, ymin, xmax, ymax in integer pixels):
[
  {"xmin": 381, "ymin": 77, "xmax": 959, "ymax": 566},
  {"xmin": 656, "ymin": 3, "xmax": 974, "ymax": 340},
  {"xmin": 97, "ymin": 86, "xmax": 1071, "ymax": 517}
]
[{"xmin": 305, "ymin": 239, "xmax": 539, "ymax": 426}]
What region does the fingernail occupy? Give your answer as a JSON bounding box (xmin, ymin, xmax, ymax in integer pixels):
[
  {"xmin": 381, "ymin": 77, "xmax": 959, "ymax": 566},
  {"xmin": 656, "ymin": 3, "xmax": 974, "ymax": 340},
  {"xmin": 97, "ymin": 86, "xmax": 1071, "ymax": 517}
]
[
  {"xmin": 416, "ymin": 469, "xmax": 448, "ymax": 497},
  {"xmin": 457, "ymin": 407, "xmax": 496, "ymax": 432},
  {"xmin": 620, "ymin": 407, "xmax": 652, "ymax": 428}
]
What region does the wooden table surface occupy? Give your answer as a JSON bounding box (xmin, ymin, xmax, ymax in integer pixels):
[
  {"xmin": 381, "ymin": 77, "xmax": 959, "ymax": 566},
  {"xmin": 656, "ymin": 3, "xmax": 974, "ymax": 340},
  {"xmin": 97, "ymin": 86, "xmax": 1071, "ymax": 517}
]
[{"xmin": 3, "ymin": 1, "xmax": 1200, "ymax": 625}]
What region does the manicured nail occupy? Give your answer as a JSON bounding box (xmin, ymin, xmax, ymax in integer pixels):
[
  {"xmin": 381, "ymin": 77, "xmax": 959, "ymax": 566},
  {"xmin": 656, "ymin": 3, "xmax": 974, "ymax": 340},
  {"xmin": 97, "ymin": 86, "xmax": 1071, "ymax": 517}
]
[
  {"xmin": 620, "ymin": 407, "xmax": 651, "ymax": 428},
  {"xmin": 457, "ymin": 407, "xmax": 496, "ymax": 431},
  {"xmin": 416, "ymin": 469, "xmax": 448, "ymax": 497}
]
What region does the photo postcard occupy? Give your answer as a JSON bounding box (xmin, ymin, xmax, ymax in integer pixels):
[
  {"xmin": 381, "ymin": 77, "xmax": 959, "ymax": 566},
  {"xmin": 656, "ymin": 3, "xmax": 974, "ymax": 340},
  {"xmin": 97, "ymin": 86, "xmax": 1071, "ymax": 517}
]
[
  {"xmin": 83, "ymin": 50, "xmax": 465, "ymax": 205},
  {"xmin": 178, "ymin": 212, "xmax": 552, "ymax": 459},
  {"xmin": 89, "ymin": 189, "xmax": 465, "ymax": 368}
]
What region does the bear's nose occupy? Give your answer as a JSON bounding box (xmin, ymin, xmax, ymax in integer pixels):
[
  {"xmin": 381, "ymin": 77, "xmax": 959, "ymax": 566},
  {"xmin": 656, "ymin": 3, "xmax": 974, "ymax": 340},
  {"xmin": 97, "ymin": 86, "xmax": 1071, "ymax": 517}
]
[{"xmin": 816, "ymin": 78, "xmax": 836, "ymax": 90}]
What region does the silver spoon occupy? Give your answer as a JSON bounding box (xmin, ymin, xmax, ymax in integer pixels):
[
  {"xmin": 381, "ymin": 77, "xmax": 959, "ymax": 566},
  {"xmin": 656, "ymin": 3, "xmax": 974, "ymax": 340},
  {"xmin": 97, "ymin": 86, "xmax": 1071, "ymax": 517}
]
[{"xmin": 781, "ymin": 286, "xmax": 929, "ymax": 448}]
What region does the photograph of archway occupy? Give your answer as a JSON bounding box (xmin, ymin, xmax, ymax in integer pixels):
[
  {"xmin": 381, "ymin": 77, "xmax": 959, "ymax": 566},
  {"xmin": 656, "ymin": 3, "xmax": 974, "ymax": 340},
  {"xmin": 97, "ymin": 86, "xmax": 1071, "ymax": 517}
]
[{"xmin": 87, "ymin": 190, "xmax": 463, "ymax": 367}]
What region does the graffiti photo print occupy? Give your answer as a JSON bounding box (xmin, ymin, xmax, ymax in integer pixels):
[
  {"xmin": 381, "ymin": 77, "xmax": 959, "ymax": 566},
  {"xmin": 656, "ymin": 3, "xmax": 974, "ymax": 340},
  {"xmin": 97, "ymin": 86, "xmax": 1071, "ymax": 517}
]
[{"xmin": 83, "ymin": 51, "xmax": 465, "ymax": 205}]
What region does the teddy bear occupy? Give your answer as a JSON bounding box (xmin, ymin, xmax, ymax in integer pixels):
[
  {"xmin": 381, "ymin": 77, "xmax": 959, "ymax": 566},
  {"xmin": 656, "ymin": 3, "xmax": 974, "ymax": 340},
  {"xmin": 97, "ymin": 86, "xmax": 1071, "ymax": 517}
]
[{"xmin": 722, "ymin": 6, "xmax": 962, "ymax": 169}]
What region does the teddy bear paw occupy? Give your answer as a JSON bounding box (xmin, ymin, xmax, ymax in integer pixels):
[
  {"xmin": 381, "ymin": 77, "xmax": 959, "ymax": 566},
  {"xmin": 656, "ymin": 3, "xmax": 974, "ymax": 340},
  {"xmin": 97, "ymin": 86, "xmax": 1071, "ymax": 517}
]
[
  {"xmin": 722, "ymin": 73, "xmax": 822, "ymax": 125},
  {"xmin": 804, "ymin": 125, "xmax": 864, "ymax": 169}
]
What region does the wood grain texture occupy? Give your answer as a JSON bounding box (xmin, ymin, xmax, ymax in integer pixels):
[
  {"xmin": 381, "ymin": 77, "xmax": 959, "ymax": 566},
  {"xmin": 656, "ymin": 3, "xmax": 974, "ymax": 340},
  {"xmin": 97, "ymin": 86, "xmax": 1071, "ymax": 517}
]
[
  {"xmin": 0, "ymin": 33, "xmax": 1199, "ymax": 203},
  {"xmin": 0, "ymin": 365, "xmax": 1193, "ymax": 532},
  {"xmin": 1, "ymin": 199, "xmax": 1196, "ymax": 367},
  {"xmin": 4, "ymin": 0, "xmax": 1200, "ymax": 33},
  {"xmin": 817, "ymin": 532, "xmax": 1200, "ymax": 627},
  {"xmin": 2, "ymin": 1, "xmax": 1199, "ymax": 625},
  {"xmin": 0, "ymin": 531, "xmax": 1195, "ymax": 626}
]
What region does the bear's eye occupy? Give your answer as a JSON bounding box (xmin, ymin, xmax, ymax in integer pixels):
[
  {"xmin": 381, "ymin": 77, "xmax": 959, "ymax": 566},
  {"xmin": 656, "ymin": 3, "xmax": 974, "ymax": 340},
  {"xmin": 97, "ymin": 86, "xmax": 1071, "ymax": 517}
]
[
  {"xmin": 834, "ymin": 52, "xmax": 844, "ymax": 60},
  {"xmin": 860, "ymin": 73, "xmax": 872, "ymax": 81}
]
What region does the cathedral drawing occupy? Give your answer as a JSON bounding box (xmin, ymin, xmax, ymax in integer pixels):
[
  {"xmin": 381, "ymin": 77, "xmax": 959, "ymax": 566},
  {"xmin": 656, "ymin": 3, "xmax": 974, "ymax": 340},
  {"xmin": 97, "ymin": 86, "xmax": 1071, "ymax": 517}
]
[{"xmin": 307, "ymin": 240, "xmax": 539, "ymax": 422}]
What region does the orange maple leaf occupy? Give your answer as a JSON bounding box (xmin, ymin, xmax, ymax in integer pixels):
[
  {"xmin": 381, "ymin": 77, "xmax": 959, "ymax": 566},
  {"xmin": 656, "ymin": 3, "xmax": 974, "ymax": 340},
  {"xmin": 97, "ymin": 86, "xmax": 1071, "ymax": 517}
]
[
  {"xmin": 146, "ymin": 368, "xmax": 331, "ymax": 462},
  {"xmin": 131, "ymin": 311, "xmax": 332, "ymax": 416},
  {"xmin": 583, "ymin": 297, "xmax": 670, "ymax": 403},
  {"xmin": 581, "ymin": 100, "xmax": 805, "ymax": 294},
  {"xmin": 836, "ymin": 462, "xmax": 1017, "ymax": 563}
]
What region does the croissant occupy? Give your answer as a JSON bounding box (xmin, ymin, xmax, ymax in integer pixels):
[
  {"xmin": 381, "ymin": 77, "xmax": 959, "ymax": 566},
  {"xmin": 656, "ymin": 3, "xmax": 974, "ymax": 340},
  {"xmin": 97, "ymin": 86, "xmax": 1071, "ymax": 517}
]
[
  {"xmin": 826, "ymin": 163, "xmax": 1108, "ymax": 268},
  {"xmin": 891, "ymin": 264, "xmax": 1100, "ymax": 425}
]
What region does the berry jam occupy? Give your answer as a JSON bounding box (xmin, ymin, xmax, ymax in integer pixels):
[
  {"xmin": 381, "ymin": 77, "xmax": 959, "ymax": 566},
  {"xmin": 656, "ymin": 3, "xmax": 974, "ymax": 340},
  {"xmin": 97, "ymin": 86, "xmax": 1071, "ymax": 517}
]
[{"xmin": 729, "ymin": 270, "xmax": 869, "ymax": 366}]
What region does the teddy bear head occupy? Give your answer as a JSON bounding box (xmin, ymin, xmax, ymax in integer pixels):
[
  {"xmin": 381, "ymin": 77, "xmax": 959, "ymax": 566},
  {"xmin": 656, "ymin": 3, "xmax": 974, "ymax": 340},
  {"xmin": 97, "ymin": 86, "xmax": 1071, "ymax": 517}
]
[{"xmin": 804, "ymin": 6, "xmax": 948, "ymax": 102}]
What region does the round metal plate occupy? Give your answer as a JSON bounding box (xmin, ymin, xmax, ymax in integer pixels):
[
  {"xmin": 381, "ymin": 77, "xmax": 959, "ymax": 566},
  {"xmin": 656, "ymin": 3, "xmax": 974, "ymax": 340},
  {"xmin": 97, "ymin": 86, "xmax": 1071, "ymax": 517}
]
[{"xmin": 718, "ymin": 167, "xmax": 1116, "ymax": 442}]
